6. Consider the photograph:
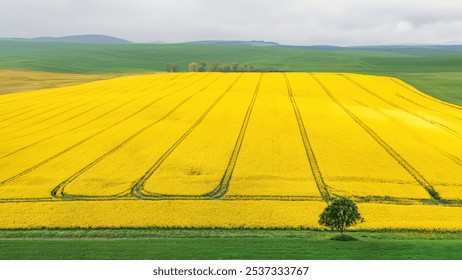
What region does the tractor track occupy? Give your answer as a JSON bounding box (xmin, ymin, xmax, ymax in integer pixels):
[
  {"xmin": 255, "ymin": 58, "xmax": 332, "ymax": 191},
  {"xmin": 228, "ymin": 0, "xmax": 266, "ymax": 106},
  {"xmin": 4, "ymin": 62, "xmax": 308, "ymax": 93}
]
[
  {"xmin": 0, "ymin": 83, "xmax": 110, "ymax": 126},
  {"xmin": 312, "ymin": 74, "xmax": 441, "ymax": 201},
  {"xmin": 204, "ymin": 74, "xmax": 263, "ymax": 199},
  {"xmin": 353, "ymin": 99, "xmax": 462, "ymax": 167},
  {"xmin": 51, "ymin": 74, "xmax": 223, "ymax": 199},
  {"xmin": 395, "ymin": 92, "xmax": 462, "ymax": 122},
  {"xmin": 342, "ymin": 75, "xmax": 462, "ymax": 141},
  {"xmin": 391, "ymin": 78, "xmax": 462, "ymax": 112},
  {"xmin": 0, "ymin": 75, "xmax": 164, "ymax": 139},
  {"xmin": 130, "ymin": 74, "xmax": 244, "ymax": 199},
  {"xmin": 0, "ymin": 74, "xmax": 167, "ymax": 135},
  {"xmin": 0, "ymin": 75, "xmax": 140, "ymax": 110},
  {"xmin": 0, "ymin": 74, "xmax": 209, "ymax": 187},
  {"xmin": 0, "ymin": 74, "xmax": 186, "ymax": 159},
  {"xmin": 0, "ymin": 72, "xmax": 173, "ymax": 144},
  {"xmin": 284, "ymin": 73, "xmax": 330, "ymax": 201}
]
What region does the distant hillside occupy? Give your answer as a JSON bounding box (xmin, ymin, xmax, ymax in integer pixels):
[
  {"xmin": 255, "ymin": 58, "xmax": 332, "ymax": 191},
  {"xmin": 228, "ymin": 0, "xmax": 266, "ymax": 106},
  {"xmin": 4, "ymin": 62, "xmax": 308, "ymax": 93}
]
[
  {"xmin": 32, "ymin": 34, "xmax": 132, "ymax": 44},
  {"xmin": 1, "ymin": 40, "xmax": 462, "ymax": 75},
  {"xmin": 186, "ymin": 40, "xmax": 279, "ymax": 46},
  {"xmin": 0, "ymin": 40, "xmax": 461, "ymax": 105},
  {"xmin": 280, "ymin": 45, "xmax": 345, "ymax": 50},
  {"xmin": 348, "ymin": 45, "xmax": 462, "ymax": 56}
]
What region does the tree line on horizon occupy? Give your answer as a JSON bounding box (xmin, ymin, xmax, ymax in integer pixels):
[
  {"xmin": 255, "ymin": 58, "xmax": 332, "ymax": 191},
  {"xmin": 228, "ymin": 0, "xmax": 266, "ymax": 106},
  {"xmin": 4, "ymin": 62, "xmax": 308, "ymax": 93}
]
[{"xmin": 165, "ymin": 61, "xmax": 289, "ymax": 72}]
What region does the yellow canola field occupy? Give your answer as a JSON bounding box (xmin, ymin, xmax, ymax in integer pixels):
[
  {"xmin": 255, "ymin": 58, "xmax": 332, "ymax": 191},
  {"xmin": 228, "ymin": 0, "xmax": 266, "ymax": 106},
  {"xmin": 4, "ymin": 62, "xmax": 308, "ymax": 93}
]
[
  {"xmin": 63, "ymin": 73, "xmax": 236, "ymax": 197},
  {"xmin": 318, "ymin": 74, "xmax": 462, "ymax": 200},
  {"xmin": 141, "ymin": 73, "xmax": 260, "ymax": 196},
  {"xmin": 288, "ymin": 74, "xmax": 428, "ymax": 200},
  {"xmin": 0, "ymin": 74, "xmax": 166, "ymax": 143},
  {"xmin": 0, "ymin": 74, "xmax": 207, "ymax": 198},
  {"xmin": 0, "ymin": 74, "xmax": 170, "ymax": 159},
  {"xmin": 226, "ymin": 74, "xmax": 320, "ymax": 198},
  {"xmin": 0, "ymin": 200, "xmax": 460, "ymax": 231},
  {"xmin": 0, "ymin": 72, "xmax": 461, "ymax": 230}
]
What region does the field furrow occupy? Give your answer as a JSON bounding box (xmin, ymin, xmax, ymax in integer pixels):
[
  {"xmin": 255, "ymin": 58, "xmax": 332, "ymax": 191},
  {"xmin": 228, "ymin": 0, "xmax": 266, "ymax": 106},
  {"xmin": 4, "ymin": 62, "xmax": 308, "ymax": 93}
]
[
  {"xmin": 312, "ymin": 74, "xmax": 436, "ymax": 200},
  {"xmin": 344, "ymin": 75, "xmax": 462, "ymax": 189},
  {"xmin": 0, "ymin": 74, "xmax": 187, "ymax": 159},
  {"xmin": 0, "ymin": 83, "xmax": 111, "ymax": 127},
  {"xmin": 226, "ymin": 73, "xmax": 320, "ymax": 198},
  {"xmin": 0, "ymin": 73, "xmax": 171, "ymax": 142},
  {"xmin": 391, "ymin": 78, "xmax": 462, "ymax": 114},
  {"xmin": 319, "ymin": 74, "xmax": 462, "ymax": 201},
  {"xmin": 0, "ymin": 74, "xmax": 217, "ymax": 198},
  {"xmin": 0, "ymin": 72, "xmax": 460, "ymax": 231},
  {"xmin": 58, "ymin": 74, "xmax": 238, "ymax": 198},
  {"xmin": 361, "ymin": 76, "xmax": 462, "ymax": 129},
  {"xmin": 135, "ymin": 73, "xmax": 259, "ymax": 198},
  {"xmin": 0, "ymin": 75, "xmax": 165, "ymax": 135},
  {"xmin": 284, "ymin": 74, "xmax": 330, "ymax": 201},
  {"xmin": 342, "ymin": 75, "xmax": 462, "ymax": 141},
  {"xmin": 288, "ymin": 74, "xmax": 427, "ymax": 200},
  {"xmin": 0, "ymin": 74, "xmax": 153, "ymax": 116}
]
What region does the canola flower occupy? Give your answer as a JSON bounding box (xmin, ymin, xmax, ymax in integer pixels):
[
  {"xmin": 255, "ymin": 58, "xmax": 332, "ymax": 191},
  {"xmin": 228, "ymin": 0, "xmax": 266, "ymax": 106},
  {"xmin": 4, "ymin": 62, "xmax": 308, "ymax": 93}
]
[
  {"xmin": 290, "ymin": 74, "xmax": 430, "ymax": 199},
  {"xmin": 0, "ymin": 72, "xmax": 461, "ymax": 229},
  {"xmin": 0, "ymin": 200, "xmax": 460, "ymax": 230},
  {"xmin": 227, "ymin": 73, "xmax": 320, "ymax": 198},
  {"xmin": 63, "ymin": 73, "xmax": 226, "ymax": 197},
  {"xmin": 318, "ymin": 74, "xmax": 462, "ymax": 200},
  {"xmin": 142, "ymin": 73, "xmax": 260, "ymax": 196}
]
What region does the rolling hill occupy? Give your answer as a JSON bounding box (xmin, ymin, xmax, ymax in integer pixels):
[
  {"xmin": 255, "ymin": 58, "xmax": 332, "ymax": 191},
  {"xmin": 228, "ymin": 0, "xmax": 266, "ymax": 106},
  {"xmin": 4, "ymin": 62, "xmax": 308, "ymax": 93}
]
[
  {"xmin": 32, "ymin": 34, "xmax": 133, "ymax": 44},
  {"xmin": 0, "ymin": 39, "xmax": 461, "ymax": 105}
]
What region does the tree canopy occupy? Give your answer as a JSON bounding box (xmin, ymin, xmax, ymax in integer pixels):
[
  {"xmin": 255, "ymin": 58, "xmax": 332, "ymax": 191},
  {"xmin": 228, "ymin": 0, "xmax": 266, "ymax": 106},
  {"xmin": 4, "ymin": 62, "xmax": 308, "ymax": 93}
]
[{"xmin": 318, "ymin": 197, "xmax": 364, "ymax": 234}]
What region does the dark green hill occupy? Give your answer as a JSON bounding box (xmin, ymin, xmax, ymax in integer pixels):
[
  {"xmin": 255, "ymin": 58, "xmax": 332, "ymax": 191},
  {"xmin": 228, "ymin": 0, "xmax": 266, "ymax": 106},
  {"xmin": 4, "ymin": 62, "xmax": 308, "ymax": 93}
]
[
  {"xmin": 0, "ymin": 40, "xmax": 461, "ymax": 104},
  {"xmin": 0, "ymin": 40, "xmax": 421, "ymax": 74}
]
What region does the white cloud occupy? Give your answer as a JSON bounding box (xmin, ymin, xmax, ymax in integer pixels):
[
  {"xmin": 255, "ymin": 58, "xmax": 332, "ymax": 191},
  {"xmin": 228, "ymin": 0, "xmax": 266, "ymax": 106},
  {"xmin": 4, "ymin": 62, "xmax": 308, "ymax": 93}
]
[{"xmin": 0, "ymin": 0, "xmax": 461, "ymax": 45}]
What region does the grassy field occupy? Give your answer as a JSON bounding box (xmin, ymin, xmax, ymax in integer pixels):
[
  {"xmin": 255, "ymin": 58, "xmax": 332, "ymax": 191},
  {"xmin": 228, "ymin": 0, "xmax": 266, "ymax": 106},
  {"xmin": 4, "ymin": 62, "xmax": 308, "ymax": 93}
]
[
  {"xmin": 393, "ymin": 72, "xmax": 462, "ymax": 105},
  {"xmin": 0, "ymin": 70, "xmax": 124, "ymax": 94},
  {"xmin": 1, "ymin": 40, "xmax": 462, "ymax": 104},
  {"xmin": 0, "ymin": 229, "xmax": 461, "ymax": 260}
]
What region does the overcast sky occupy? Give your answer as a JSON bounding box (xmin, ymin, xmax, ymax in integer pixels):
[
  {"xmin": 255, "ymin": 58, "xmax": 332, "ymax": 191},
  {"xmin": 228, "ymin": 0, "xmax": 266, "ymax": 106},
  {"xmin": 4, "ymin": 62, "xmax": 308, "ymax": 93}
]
[{"xmin": 1, "ymin": 0, "xmax": 461, "ymax": 45}]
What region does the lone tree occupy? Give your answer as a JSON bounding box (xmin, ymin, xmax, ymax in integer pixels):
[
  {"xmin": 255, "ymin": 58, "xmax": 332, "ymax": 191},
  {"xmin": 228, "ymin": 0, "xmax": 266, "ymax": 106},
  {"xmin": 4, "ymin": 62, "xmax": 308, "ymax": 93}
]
[{"xmin": 318, "ymin": 197, "xmax": 364, "ymax": 236}]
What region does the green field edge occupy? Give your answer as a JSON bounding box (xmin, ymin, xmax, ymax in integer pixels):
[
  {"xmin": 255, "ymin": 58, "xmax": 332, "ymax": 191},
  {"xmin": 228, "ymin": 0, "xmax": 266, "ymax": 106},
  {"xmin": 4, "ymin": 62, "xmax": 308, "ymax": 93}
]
[
  {"xmin": 0, "ymin": 228, "xmax": 461, "ymax": 238},
  {"xmin": 0, "ymin": 228, "xmax": 461, "ymax": 260}
]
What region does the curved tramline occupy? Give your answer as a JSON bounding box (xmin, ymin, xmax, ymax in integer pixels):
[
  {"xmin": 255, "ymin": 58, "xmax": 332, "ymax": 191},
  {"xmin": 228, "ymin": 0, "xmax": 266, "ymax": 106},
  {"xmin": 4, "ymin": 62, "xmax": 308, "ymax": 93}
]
[
  {"xmin": 206, "ymin": 74, "xmax": 263, "ymax": 199},
  {"xmin": 0, "ymin": 72, "xmax": 462, "ymax": 230},
  {"xmin": 52, "ymin": 74, "xmax": 224, "ymax": 199},
  {"xmin": 52, "ymin": 74, "xmax": 229, "ymax": 199},
  {"xmin": 131, "ymin": 74, "xmax": 244, "ymax": 199},
  {"xmin": 0, "ymin": 74, "xmax": 211, "ymax": 189}
]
